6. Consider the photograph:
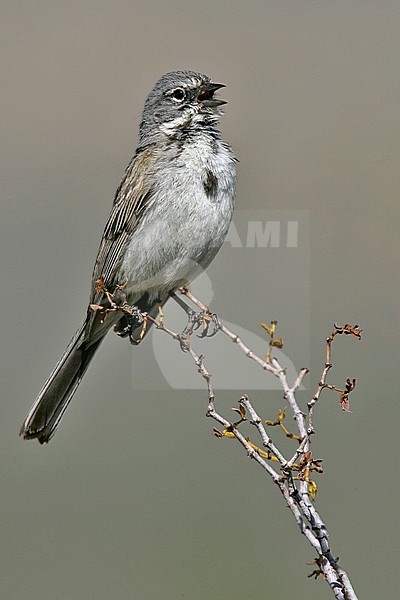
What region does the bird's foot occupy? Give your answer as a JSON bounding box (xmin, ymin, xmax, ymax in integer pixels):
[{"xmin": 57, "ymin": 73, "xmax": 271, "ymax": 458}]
[
  {"xmin": 196, "ymin": 310, "xmax": 220, "ymax": 338},
  {"xmin": 169, "ymin": 290, "xmax": 220, "ymax": 341},
  {"xmin": 181, "ymin": 309, "xmax": 220, "ymax": 340},
  {"xmin": 115, "ymin": 303, "xmax": 147, "ymax": 345}
]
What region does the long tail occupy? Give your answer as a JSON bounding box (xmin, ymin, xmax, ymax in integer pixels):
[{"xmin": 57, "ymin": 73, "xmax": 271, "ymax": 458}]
[
  {"xmin": 21, "ymin": 293, "xmax": 170, "ymax": 444},
  {"xmin": 20, "ymin": 319, "xmax": 104, "ymax": 444}
]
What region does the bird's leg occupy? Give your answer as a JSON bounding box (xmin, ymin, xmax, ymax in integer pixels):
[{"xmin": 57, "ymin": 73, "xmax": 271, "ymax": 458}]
[
  {"xmin": 157, "ymin": 303, "xmax": 164, "ymax": 325},
  {"xmin": 169, "ymin": 290, "xmax": 220, "ymax": 338},
  {"xmin": 91, "ymin": 278, "xmax": 140, "ymax": 328},
  {"xmin": 99, "ymin": 280, "xmax": 147, "ymax": 345},
  {"xmin": 132, "ymin": 312, "xmax": 148, "ymax": 345},
  {"xmin": 92, "ymin": 279, "xmax": 151, "ymax": 344},
  {"xmin": 180, "ymin": 308, "xmax": 199, "ymax": 342}
]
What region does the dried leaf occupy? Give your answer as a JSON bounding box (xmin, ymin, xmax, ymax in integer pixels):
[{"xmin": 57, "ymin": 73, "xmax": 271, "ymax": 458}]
[
  {"xmin": 308, "ymin": 569, "xmax": 322, "ymax": 580},
  {"xmin": 345, "ymin": 378, "xmax": 357, "ymax": 393},
  {"xmin": 90, "ymin": 304, "xmax": 104, "ymax": 312},
  {"xmin": 301, "ymin": 451, "xmax": 311, "ymax": 465},
  {"xmin": 272, "ymin": 338, "xmax": 284, "ymax": 348},
  {"xmin": 95, "ymin": 275, "xmax": 106, "ymax": 292},
  {"xmin": 344, "ymin": 323, "xmax": 362, "ymax": 340},
  {"xmin": 339, "ymin": 393, "xmax": 350, "ymax": 412},
  {"xmin": 311, "ymin": 459, "xmax": 324, "ymax": 474},
  {"xmin": 335, "ymin": 323, "xmax": 362, "ymax": 340}
]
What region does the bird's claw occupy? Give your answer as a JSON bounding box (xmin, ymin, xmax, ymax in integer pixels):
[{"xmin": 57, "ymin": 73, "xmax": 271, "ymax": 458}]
[
  {"xmin": 197, "ymin": 311, "xmax": 220, "ymax": 338},
  {"xmin": 180, "ymin": 309, "xmax": 220, "ymax": 340},
  {"xmin": 115, "ymin": 304, "xmax": 146, "ymax": 345}
]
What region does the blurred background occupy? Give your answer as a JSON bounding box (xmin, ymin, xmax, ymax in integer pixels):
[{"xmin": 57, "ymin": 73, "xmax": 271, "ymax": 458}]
[{"xmin": 1, "ymin": 2, "xmax": 398, "ymax": 598}]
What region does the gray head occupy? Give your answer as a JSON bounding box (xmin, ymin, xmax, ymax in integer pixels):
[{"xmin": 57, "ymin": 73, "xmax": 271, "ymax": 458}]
[{"xmin": 139, "ymin": 70, "xmax": 226, "ymax": 144}]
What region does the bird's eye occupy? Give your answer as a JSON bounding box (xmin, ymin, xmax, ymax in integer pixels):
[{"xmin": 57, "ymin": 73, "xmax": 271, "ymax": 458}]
[{"xmin": 171, "ymin": 88, "xmax": 186, "ymax": 102}]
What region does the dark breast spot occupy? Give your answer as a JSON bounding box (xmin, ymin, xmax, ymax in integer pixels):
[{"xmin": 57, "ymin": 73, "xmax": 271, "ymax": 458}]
[{"xmin": 203, "ymin": 169, "xmax": 219, "ymax": 199}]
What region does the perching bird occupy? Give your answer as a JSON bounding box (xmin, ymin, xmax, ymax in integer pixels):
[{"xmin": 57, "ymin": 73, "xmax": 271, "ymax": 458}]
[{"xmin": 20, "ymin": 70, "xmax": 236, "ymax": 444}]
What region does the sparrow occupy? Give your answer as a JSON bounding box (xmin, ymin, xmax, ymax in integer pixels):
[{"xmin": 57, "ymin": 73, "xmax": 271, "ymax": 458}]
[{"xmin": 20, "ymin": 70, "xmax": 236, "ymax": 444}]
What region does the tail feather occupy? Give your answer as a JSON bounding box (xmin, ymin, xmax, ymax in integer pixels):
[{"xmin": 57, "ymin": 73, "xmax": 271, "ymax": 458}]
[
  {"xmin": 21, "ymin": 294, "xmax": 170, "ymax": 444},
  {"xmin": 20, "ymin": 320, "xmax": 104, "ymax": 444}
]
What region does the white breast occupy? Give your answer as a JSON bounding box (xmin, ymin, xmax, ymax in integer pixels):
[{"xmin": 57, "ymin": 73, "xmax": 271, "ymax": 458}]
[{"xmin": 120, "ymin": 135, "xmax": 236, "ymax": 303}]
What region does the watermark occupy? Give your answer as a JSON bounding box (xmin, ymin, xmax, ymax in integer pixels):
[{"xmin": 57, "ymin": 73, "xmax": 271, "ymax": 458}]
[
  {"xmin": 132, "ymin": 210, "xmax": 310, "ymax": 391},
  {"xmin": 226, "ymin": 220, "xmax": 299, "ymax": 248}
]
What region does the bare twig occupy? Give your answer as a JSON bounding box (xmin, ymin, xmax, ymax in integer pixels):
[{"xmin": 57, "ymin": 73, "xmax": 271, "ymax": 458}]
[
  {"xmin": 308, "ymin": 323, "xmax": 361, "ymax": 430},
  {"xmin": 91, "ymin": 285, "xmax": 360, "ymax": 599},
  {"xmin": 174, "ymin": 289, "xmax": 360, "ymax": 599}
]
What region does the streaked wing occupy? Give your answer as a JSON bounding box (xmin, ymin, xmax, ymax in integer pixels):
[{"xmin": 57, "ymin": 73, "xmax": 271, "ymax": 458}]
[{"xmin": 90, "ymin": 146, "xmax": 156, "ymax": 306}]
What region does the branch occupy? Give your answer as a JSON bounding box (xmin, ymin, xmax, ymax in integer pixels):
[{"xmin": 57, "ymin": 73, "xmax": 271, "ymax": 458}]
[
  {"xmin": 90, "ymin": 284, "xmax": 361, "ymax": 599},
  {"xmin": 173, "ymin": 289, "xmax": 360, "ymax": 599}
]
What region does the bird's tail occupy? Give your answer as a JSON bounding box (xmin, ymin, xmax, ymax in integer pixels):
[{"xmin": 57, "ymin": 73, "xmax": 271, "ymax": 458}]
[{"xmin": 20, "ymin": 319, "xmax": 104, "ymax": 444}]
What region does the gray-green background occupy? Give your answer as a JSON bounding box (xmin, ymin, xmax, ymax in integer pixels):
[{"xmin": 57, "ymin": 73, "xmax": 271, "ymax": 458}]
[{"xmin": 1, "ymin": 2, "xmax": 398, "ymax": 598}]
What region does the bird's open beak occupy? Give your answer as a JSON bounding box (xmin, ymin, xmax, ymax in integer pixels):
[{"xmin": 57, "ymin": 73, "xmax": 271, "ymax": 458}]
[{"xmin": 198, "ymin": 82, "xmax": 227, "ymax": 107}]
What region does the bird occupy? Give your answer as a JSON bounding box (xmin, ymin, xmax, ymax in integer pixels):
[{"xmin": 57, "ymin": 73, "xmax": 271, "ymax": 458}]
[{"xmin": 20, "ymin": 70, "xmax": 237, "ymax": 444}]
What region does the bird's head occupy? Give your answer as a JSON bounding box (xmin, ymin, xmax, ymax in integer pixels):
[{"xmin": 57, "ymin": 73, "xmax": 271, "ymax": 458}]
[{"xmin": 139, "ymin": 70, "xmax": 226, "ymax": 142}]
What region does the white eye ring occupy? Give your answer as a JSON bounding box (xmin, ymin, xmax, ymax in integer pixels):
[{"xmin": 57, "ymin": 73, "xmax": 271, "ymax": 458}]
[{"xmin": 171, "ymin": 87, "xmax": 186, "ymax": 102}]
